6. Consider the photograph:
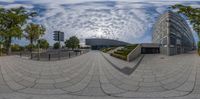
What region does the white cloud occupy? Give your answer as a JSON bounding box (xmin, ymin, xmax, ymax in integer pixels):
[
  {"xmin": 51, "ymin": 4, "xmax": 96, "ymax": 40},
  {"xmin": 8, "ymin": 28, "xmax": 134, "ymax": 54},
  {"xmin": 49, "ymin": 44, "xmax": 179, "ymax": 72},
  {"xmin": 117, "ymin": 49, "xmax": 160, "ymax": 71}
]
[
  {"xmin": 0, "ymin": 0, "xmax": 14, "ymax": 3},
  {"xmin": 3, "ymin": 4, "xmax": 33, "ymax": 9},
  {"xmin": 18, "ymin": 0, "xmax": 200, "ymax": 4},
  {"xmin": 3, "ymin": 0, "xmax": 200, "ymax": 45},
  {"xmin": 31, "ymin": 1, "xmax": 200, "ymax": 44}
]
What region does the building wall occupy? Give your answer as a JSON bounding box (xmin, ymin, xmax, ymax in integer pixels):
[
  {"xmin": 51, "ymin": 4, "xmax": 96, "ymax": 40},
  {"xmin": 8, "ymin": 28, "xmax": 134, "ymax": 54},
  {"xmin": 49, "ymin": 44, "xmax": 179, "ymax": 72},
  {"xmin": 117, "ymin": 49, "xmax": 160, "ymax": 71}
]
[
  {"xmin": 152, "ymin": 11, "xmax": 195, "ymax": 56},
  {"xmin": 152, "ymin": 12, "xmax": 170, "ymax": 55},
  {"xmin": 85, "ymin": 38, "xmax": 129, "ymax": 50}
]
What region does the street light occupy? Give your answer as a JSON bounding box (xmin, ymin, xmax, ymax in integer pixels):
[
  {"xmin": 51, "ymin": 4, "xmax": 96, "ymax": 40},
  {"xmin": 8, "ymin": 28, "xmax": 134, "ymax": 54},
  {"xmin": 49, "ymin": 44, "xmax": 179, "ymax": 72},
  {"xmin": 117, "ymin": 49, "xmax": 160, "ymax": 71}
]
[
  {"xmin": 0, "ymin": 38, "xmax": 4, "ymax": 56},
  {"xmin": 0, "ymin": 43, "xmax": 3, "ymax": 56},
  {"xmin": 37, "ymin": 39, "xmax": 40, "ymax": 60}
]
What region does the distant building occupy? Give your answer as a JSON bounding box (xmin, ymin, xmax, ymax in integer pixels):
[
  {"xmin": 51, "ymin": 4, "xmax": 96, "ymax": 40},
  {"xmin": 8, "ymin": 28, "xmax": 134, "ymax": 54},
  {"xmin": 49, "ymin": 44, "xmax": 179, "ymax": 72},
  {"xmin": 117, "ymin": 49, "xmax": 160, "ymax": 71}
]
[
  {"xmin": 152, "ymin": 11, "xmax": 195, "ymax": 56},
  {"xmin": 85, "ymin": 38, "xmax": 129, "ymax": 50}
]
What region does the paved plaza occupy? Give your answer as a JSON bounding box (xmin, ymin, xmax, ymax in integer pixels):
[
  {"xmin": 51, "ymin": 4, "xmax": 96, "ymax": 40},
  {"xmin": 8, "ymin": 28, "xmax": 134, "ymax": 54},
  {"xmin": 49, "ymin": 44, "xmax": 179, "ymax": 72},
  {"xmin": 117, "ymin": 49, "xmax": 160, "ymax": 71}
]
[{"xmin": 0, "ymin": 51, "xmax": 199, "ymax": 99}]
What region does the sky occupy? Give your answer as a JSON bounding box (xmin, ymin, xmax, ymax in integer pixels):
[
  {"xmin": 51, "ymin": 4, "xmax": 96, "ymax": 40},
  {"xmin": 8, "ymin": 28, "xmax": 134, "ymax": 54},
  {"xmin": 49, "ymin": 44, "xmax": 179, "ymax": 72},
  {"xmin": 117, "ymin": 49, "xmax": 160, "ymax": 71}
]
[{"xmin": 0, "ymin": 0, "xmax": 199, "ymax": 46}]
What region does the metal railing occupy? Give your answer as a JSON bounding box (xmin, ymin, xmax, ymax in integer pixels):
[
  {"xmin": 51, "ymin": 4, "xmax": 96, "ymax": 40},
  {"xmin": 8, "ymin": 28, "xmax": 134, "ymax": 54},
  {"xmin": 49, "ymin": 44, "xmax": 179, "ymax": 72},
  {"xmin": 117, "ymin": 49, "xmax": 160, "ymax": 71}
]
[{"xmin": 16, "ymin": 49, "xmax": 90, "ymax": 61}]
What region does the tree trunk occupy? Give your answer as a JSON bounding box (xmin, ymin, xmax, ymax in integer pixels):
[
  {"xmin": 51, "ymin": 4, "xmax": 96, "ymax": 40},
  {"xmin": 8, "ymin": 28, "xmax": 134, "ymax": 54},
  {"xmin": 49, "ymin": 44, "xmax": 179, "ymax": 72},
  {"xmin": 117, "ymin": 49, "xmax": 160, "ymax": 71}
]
[
  {"xmin": 7, "ymin": 37, "xmax": 12, "ymax": 55},
  {"xmin": 30, "ymin": 39, "xmax": 33, "ymax": 59},
  {"xmin": 30, "ymin": 40, "xmax": 33, "ymax": 53},
  {"xmin": 0, "ymin": 44, "xmax": 2, "ymax": 56}
]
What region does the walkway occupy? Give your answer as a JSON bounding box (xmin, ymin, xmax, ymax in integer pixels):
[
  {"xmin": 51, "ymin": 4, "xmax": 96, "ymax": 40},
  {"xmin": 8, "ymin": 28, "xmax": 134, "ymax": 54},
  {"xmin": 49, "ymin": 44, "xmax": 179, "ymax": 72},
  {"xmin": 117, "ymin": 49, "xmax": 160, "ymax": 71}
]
[{"xmin": 0, "ymin": 51, "xmax": 199, "ymax": 99}]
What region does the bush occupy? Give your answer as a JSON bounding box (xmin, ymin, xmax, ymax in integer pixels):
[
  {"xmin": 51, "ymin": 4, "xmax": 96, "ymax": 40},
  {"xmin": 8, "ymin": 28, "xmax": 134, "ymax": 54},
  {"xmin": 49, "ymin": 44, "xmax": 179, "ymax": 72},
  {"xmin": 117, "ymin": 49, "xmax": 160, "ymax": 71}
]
[
  {"xmin": 110, "ymin": 53, "xmax": 127, "ymax": 60},
  {"xmin": 25, "ymin": 44, "xmax": 36, "ymax": 52},
  {"xmin": 11, "ymin": 44, "xmax": 23, "ymax": 52},
  {"xmin": 110, "ymin": 44, "xmax": 138, "ymax": 60},
  {"xmin": 198, "ymin": 41, "xmax": 200, "ymax": 56},
  {"xmin": 0, "ymin": 48, "xmax": 6, "ymax": 56},
  {"xmin": 53, "ymin": 42, "xmax": 60, "ymax": 49},
  {"xmin": 100, "ymin": 47, "xmax": 116, "ymax": 53},
  {"xmin": 37, "ymin": 39, "xmax": 49, "ymax": 49},
  {"xmin": 100, "ymin": 48, "xmax": 111, "ymax": 53},
  {"xmin": 114, "ymin": 44, "xmax": 137, "ymax": 56}
]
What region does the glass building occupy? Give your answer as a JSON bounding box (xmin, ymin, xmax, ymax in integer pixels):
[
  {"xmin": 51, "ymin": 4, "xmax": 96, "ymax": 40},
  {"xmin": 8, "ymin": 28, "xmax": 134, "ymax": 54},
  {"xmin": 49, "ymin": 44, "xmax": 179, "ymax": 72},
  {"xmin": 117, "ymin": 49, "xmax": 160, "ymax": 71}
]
[
  {"xmin": 152, "ymin": 11, "xmax": 195, "ymax": 56},
  {"xmin": 85, "ymin": 38, "xmax": 129, "ymax": 50}
]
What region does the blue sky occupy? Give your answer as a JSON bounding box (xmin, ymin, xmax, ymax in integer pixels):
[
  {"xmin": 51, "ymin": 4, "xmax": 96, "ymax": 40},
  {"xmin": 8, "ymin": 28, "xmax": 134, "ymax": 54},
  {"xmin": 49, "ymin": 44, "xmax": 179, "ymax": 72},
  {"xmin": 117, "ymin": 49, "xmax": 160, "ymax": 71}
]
[{"xmin": 0, "ymin": 0, "xmax": 199, "ymax": 45}]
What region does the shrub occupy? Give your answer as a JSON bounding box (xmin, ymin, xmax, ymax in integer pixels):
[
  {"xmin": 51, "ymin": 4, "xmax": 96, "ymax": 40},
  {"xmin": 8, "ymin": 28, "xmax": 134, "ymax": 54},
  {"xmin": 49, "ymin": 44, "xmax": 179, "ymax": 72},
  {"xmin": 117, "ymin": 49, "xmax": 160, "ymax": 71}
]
[
  {"xmin": 11, "ymin": 44, "xmax": 23, "ymax": 52},
  {"xmin": 110, "ymin": 44, "xmax": 138, "ymax": 60},
  {"xmin": 110, "ymin": 53, "xmax": 127, "ymax": 60},
  {"xmin": 100, "ymin": 47, "xmax": 116, "ymax": 53},
  {"xmin": 37, "ymin": 39, "xmax": 49, "ymax": 49},
  {"xmin": 53, "ymin": 42, "xmax": 60, "ymax": 49},
  {"xmin": 25, "ymin": 44, "xmax": 36, "ymax": 52}
]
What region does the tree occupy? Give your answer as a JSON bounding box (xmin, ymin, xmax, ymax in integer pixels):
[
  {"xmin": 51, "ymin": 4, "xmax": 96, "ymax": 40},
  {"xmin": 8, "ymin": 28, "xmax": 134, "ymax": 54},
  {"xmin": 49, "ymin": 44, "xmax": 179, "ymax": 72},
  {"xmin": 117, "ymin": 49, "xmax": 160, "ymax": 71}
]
[
  {"xmin": 24, "ymin": 23, "xmax": 46, "ymax": 53},
  {"xmin": 65, "ymin": 36, "xmax": 80, "ymax": 50},
  {"xmin": 172, "ymin": 4, "xmax": 200, "ymax": 54},
  {"xmin": 0, "ymin": 36, "xmax": 4, "ymax": 46},
  {"xmin": 172, "ymin": 4, "xmax": 200, "ymax": 38},
  {"xmin": 37, "ymin": 39, "xmax": 49, "ymax": 49},
  {"xmin": 0, "ymin": 7, "xmax": 34, "ymax": 54},
  {"xmin": 53, "ymin": 42, "xmax": 60, "ymax": 49}
]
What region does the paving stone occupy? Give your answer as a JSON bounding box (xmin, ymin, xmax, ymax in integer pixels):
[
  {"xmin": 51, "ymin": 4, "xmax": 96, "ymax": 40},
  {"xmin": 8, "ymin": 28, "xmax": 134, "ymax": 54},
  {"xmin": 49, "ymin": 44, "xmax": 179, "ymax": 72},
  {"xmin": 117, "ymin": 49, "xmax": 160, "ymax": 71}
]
[{"xmin": 0, "ymin": 51, "xmax": 198, "ymax": 99}]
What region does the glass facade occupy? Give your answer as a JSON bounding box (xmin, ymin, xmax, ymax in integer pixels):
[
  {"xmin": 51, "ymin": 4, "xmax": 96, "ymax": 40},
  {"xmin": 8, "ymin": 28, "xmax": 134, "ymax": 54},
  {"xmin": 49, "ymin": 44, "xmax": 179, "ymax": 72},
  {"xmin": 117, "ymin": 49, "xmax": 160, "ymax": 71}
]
[{"xmin": 152, "ymin": 11, "xmax": 195, "ymax": 56}]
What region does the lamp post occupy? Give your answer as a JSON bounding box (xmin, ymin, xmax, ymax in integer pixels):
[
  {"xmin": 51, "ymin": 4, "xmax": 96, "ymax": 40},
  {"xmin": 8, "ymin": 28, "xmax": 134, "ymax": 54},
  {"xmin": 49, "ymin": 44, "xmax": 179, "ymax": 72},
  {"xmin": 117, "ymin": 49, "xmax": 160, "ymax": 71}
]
[
  {"xmin": 37, "ymin": 39, "xmax": 40, "ymax": 60},
  {"xmin": 37, "ymin": 28, "xmax": 41, "ymax": 60},
  {"xmin": 0, "ymin": 39, "xmax": 4, "ymax": 56},
  {"xmin": 0, "ymin": 43, "xmax": 2, "ymax": 56}
]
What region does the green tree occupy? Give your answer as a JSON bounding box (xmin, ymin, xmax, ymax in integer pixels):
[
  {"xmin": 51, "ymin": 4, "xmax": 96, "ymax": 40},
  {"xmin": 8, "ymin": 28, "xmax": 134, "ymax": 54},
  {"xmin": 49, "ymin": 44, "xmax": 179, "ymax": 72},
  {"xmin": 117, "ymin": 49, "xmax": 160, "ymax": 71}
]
[
  {"xmin": 24, "ymin": 23, "xmax": 46, "ymax": 53},
  {"xmin": 198, "ymin": 41, "xmax": 200, "ymax": 48},
  {"xmin": 172, "ymin": 4, "xmax": 200, "ymax": 38},
  {"xmin": 53, "ymin": 42, "xmax": 60, "ymax": 49},
  {"xmin": 0, "ymin": 7, "xmax": 35, "ymax": 54},
  {"xmin": 65, "ymin": 36, "xmax": 80, "ymax": 50},
  {"xmin": 37, "ymin": 39, "xmax": 49, "ymax": 49},
  {"xmin": 0, "ymin": 36, "xmax": 4, "ymax": 46}
]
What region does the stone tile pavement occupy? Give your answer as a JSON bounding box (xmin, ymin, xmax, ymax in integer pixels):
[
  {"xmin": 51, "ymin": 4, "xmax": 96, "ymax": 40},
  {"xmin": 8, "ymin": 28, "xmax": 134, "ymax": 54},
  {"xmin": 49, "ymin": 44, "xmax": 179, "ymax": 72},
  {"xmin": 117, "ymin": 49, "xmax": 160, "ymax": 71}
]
[{"xmin": 0, "ymin": 51, "xmax": 199, "ymax": 99}]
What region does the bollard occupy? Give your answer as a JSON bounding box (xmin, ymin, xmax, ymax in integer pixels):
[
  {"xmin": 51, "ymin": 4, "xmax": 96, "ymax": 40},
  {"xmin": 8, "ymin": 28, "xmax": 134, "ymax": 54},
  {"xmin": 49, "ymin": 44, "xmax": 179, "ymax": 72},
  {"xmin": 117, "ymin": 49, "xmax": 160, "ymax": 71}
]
[
  {"xmin": 76, "ymin": 52, "xmax": 77, "ymax": 56},
  {"xmin": 31, "ymin": 53, "xmax": 33, "ymax": 59},
  {"xmin": 58, "ymin": 52, "xmax": 61, "ymax": 60},
  {"xmin": 69, "ymin": 52, "xmax": 71, "ymax": 58},
  {"xmin": 48, "ymin": 54, "xmax": 51, "ymax": 61},
  {"xmin": 20, "ymin": 52, "xmax": 22, "ymax": 57},
  {"xmin": 37, "ymin": 53, "xmax": 40, "ymax": 61}
]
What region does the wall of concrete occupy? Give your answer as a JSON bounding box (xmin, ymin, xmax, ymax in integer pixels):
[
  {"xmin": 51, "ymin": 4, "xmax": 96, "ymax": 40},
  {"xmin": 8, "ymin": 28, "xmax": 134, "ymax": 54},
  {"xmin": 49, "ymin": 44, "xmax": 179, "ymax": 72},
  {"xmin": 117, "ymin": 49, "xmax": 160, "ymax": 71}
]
[{"xmin": 127, "ymin": 45, "xmax": 141, "ymax": 62}]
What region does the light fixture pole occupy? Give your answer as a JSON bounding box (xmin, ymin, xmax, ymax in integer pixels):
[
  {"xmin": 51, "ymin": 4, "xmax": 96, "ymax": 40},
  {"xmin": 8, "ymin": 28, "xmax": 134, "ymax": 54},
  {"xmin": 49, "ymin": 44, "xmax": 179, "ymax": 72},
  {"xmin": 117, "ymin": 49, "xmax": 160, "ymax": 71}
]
[{"xmin": 37, "ymin": 39, "xmax": 40, "ymax": 60}]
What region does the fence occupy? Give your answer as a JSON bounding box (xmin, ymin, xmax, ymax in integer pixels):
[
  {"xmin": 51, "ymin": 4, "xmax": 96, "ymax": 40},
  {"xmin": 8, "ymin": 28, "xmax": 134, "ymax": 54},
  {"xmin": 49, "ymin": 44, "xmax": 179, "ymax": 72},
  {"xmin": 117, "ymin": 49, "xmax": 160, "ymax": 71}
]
[{"xmin": 17, "ymin": 49, "xmax": 90, "ymax": 61}]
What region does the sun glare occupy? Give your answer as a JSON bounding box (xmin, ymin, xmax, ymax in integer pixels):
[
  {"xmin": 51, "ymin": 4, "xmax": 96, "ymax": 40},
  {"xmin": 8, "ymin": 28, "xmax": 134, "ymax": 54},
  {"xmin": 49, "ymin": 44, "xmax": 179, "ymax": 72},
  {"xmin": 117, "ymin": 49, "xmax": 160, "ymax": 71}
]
[{"xmin": 96, "ymin": 29, "xmax": 103, "ymax": 37}]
